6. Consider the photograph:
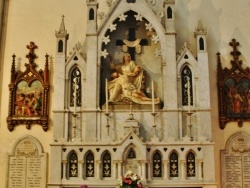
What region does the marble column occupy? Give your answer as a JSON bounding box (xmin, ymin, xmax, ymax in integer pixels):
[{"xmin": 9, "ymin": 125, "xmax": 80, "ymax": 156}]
[
  {"xmin": 147, "ymin": 161, "xmax": 152, "ymax": 180},
  {"xmin": 163, "ymin": 160, "xmax": 169, "ymax": 180},
  {"xmin": 180, "ymin": 160, "xmax": 186, "ymax": 180},
  {"xmin": 118, "ymin": 161, "xmax": 123, "ymax": 177},
  {"xmin": 62, "ymin": 160, "xmax": 67, "ymax": 180},
  {"xmin": 78, "ymin": 160, "xmax": 84, "ymax": 180},
  {"xmin": 141, "ymin": 160, "xmax": 147, "ymax": 180},
  {"xmin": 198, "ymin": 159, "xmax": 203, "ymax": 180},
  {"xmin": 96, "ymin": 160, "xmax": 101, "ymax": 180},
  {"xmin": 113, "ymin": 161, "xmax": 118, "ymax": 179}
]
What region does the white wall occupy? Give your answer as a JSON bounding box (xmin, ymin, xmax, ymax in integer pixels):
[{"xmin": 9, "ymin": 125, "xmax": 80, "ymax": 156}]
[{"xmin": 1, "ymin": 0, "xmax": 250, "ymax": 187}]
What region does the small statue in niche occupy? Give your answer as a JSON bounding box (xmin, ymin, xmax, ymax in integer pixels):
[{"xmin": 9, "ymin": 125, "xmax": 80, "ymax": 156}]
[{"xmin": 108, "ymin": 53, "xmax": 160, "ymax": 104}]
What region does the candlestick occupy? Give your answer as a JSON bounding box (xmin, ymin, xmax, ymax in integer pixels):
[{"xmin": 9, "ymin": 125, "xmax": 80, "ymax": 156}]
[
  {"xmin": 187, "ymin": 79, "xmax": 191, "ymax": 113},
  {"xmin": 105, "ymin": 78, "xmax": 109, "ymax": 113},
  {"xmin": 152, "ymin": 80, "xmax": 155, "ymax": 113},
  {"xmin": 73, "ymin": 82, "xmax": 77, "ymax": 114}
]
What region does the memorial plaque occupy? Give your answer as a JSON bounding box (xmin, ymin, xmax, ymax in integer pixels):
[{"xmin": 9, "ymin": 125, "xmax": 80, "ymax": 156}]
[
  {"xmin": 7, "ymin": 136, "xmax": 47, "ymax": 188},
  {"xmin": 242, "ymin": 154, "xmax": 250, "ymax": 188},
  {"xmin": 221, "ymin": 132, "xmax": 250, "ymax": 188}
]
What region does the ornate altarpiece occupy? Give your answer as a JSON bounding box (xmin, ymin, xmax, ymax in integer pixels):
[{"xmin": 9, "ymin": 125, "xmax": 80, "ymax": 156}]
[
  {"xmin": 6, "ymin": 42, "xmax": 50, "ymax": 131},
  {"xmin": 217, "ymin": 39, "xmax": 250, "ymax": 129}
]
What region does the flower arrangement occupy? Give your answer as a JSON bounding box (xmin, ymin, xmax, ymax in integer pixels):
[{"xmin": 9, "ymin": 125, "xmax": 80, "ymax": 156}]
[{"xmin": 119, "ymin": 170, "xmax": 142, "ymax": 188}]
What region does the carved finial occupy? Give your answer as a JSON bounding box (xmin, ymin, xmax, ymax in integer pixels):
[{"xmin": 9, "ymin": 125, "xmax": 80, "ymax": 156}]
[
  {"xmin": 229, "ymin": 38, "xmax": 241, "ymax": 61},
  {"xmin": 17, "ymin": 57, "xmax": 22, "ymax": 71},
  {"xmin": 194, "ymin": 20, "xmax": 207, "ymax": 37},
  {"xmin": 55, "ymin": 15, "xmax": 68, "ymax": 38},
  {"xmin": 26, "ymin": 42, "xmax": 37, "ymax": 63},
  {"xmin": 10, "ymin": 54, "xmax": 16, "ymax": 82},
  {"xmin": 58, "ymin": 15, "xmax": 66, "ymax": 34}
]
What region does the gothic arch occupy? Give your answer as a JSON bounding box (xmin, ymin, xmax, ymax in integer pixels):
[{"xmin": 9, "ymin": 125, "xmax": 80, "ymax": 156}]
[
  {"xmin": 67, "ymin": 150, "xmax": 78, "ymax": 178},
  {"xmin": 98, "ymin": 5, "xmax": 168, "ymax": 60},
  {"xmin": 122, "ymin": 144, "xmax": 142, "ymax": 174},
  {"xmin": 152, "ymin": 150, "xmax": 162, "ymax": 178},
  {"xmin": 180, "ymin": 64, "xmax": 193, "ymax": 106},
  {"xmin": 186, "ymin": 150, "xmax": 196, "ymax": 178},
  {"xmin": 84, "ymin": 150, "xmax": 95, "ymax": 178},
  {"xmin": 101, "ymin": 150, "xmax": 112, "ymax": 178},
  {"xmin": 169, "ymin": 150, "xmax": 179, "ymax": 178},
  {"xmin": 89, "ymin": 8, "xmax": 95, "ymax": 20},
  {"xmin": 58, "ymin": 40, "xmax": 63, "ymax": 52},
  {"xmin": 68, "ymin": 66, "xmax": 82, "ymax": 108},
  {"xmin": 199, "ymin": 37, "xmax": 205, "ymax": 50},
  {"xmin": 167, "ymin": 7, "xmax": 173, "ymax": 19}
]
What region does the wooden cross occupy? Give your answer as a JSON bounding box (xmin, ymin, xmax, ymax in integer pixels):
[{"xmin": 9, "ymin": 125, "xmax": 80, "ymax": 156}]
[{"xmin": 116, "ymin": 28, "xmax": 148, "ymax": 60}]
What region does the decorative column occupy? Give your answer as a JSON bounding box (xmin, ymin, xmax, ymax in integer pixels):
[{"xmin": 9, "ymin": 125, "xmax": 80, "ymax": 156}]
[
  {"xmin": 163, "ymin": 160, "xmax": 169, "ymax": 180},
  {"xmin": 198, "ymin": 159, "xmax": 203, "ymax": 180},
  {"xmin": 78, "ymin": 160, "xmax": 84, "ymax": 180},
  {"xmin": 180, "ymin": 160, "xmax": 186, "ymax": 180},
  {"xmin": 62, "ymin": 160, "xmax": 67, "ymax": 180},
  {"xmin": 113, "ymin": 161, "xmax": 118, "ymax": 179},
  {"xmin": 147, "ymin": 161, "xmax": 152, "ymax": 180},
  {"xmin": 141, "ymin": 160, "xmax": 147, "ymax": 180},
  {"xmin": 138, "ymin": 160, "xmax": 142, "ymax": 178},
  {"xmin": 96, "ymin": 160, "xmax": 101, "ymax": 180},
  {"xmin": 117, "ymin": 161, "xmax": 123, "ymax": 177}
]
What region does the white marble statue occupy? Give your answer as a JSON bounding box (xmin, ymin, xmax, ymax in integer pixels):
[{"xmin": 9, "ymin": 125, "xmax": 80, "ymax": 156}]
[{"xmin": 108, "ymin": 53, "xmax": 160, "ymax": 104}]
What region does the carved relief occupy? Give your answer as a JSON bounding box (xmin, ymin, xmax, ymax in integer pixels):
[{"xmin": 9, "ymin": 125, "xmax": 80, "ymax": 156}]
[
  {"xmin": 6, "ymin": 42, "xmax": 50, "ymax": 131},
  {"xmin": 217, "ymin": 39, "xmax": 250, "ymax": 129}
]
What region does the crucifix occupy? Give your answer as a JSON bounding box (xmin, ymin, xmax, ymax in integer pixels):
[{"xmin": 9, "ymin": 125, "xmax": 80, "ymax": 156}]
[
  {"xmin": 26, "ymin": 41, "xmax": 38, "ymax": 63},
  {"xmin": 116, "ymin": 28, "xmax": 148, "ymax": 60},
  {"xmin": 229, "ymin": 38, "xmax": 241, "ymax": 62}
]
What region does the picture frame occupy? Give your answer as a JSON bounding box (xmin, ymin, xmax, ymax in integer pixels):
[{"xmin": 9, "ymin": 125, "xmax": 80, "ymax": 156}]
[
  {"xmin": 6, "ymin": 42, "xmax": 50, "ymax": 131},
  {"xmin": 217, "ymin": 39, "xmax": 250, "ymax": 129}
]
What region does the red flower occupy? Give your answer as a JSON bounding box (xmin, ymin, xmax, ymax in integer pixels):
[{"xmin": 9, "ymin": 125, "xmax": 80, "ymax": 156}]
[
  {"xmin": 137, "ymin": 183, "xmax": 142, "ymax": 188},
  {"xmin": 124, "ymin": 178, "xmax": 132, "ymax": 184}
]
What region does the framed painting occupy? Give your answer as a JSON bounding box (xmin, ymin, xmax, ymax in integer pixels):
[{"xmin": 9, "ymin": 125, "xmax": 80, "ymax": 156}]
[
  {"xmin": 6, "ymin": 42, "xmax": 50, "ymax": 131},
  {"xmin": 217, "ymin": 39, "xmax": 250, "ymax": 129}
]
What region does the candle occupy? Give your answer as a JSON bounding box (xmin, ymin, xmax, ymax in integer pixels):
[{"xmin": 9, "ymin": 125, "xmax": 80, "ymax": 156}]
[
  {"xmin": 152, "ymin": 80, "xmax": 155, "ymax": 113},
  {"xmin": 187, "ymin": 79, "xmax": 191, "ymax": 112},
  {"xmin": 74, "ymin": 82, "xmax": 77, "ymax": 114},
  {"xmin": 105, "ymin": 78, "xmax": 108, "ymax": 113}
]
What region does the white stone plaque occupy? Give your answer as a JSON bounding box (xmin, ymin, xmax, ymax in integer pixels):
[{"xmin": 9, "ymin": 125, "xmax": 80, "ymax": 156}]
[
  {"xmin": 221, "ymin": 132, "xmax": 250, "ymax": 188},
  {"xmin": 7, "ymin": 136, "xmax": 47, "ymax": 188}
]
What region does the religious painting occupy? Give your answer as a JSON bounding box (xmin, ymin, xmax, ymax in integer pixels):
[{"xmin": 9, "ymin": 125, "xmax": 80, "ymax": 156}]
[
  {"xmin": 217, "ymin": 39, "xmax": 250, "ymax": 129},
  {"xmin": 15, "ymin": 80, "xmax": 43, "ymax": 116},
  {"xmin": 6, "ymin": 42, "xmax": 50, "ymax": 131}
]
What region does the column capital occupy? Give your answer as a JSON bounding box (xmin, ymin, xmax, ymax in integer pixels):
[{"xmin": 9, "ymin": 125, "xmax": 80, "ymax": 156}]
[
  {"xmin": 62, "ymin": 160, "xmax": 67, "ymax": 164},
  {"xmin": 79, "ymin": 160, "xmax": 84, "ymax": 164},
  {"xmin": 180, "ymin": 160, "xmax": 186, "ymax": 165},
  {"xmin": 96, "ymin": 160, "xmax": 102, "ymax": 164},
  {"xmin": 139, "ymin": 160, "xmax": 147, "ymax": 164},
  {"xmin": 197, "ymin": 159, "xmax": 203, "ymax": 164},
  {"xmin": 162, "ymin": 160, "xmax": 169, "ymax": 164}
]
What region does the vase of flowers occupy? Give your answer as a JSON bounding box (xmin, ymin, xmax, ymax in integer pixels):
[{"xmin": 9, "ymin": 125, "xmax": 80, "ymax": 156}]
[{"xmin": 119, "ymin": 170, "xmax": 142, "ymax": 188}]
